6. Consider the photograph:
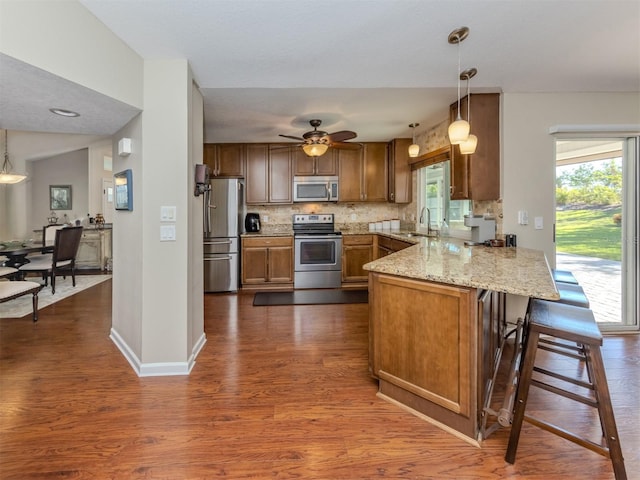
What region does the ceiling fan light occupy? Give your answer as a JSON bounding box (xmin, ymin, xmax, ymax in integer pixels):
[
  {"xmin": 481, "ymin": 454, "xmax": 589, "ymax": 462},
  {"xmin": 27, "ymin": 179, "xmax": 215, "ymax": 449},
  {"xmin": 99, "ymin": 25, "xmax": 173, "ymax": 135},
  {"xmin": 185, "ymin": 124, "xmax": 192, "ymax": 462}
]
[
  {"xmin": 448, "ymin": 118, "xmax": 470, "ymax": 145},
  {"xmin": 459, "ymin": 134, "xmax": 478, "ymax": 155},
  {"xmin": 408, "ymin": 143, "xmax": 420, "ymax": 157},
  {"xmin": 302, "ymin": 143, "xmax": 328, "ymax": 157}
]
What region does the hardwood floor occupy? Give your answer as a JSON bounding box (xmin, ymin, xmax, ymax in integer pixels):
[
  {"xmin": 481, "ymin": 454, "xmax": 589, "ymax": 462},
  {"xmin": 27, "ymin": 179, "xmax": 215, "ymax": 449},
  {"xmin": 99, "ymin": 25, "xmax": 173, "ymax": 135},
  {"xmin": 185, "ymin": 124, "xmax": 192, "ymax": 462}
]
[{"xmin": 1, "ymin": 279, "xmax": 638, "ymax": 479}]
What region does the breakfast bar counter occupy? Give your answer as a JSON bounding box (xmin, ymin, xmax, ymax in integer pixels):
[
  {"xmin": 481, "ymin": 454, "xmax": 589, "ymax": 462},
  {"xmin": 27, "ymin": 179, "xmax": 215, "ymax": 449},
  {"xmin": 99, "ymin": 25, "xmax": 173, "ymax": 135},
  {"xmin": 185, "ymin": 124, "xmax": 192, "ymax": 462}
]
[{"xmin": 363, "ymin": 237, "xmax": 559, "ymax": 444}]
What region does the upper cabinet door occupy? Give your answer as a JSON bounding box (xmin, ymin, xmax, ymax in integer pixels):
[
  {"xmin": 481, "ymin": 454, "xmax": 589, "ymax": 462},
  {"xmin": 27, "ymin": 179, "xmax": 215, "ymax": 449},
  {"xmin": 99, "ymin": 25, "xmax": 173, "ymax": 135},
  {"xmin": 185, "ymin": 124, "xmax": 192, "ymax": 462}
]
[
  {"xmin": 203, "ymin": 143, "xmax": 244, "ymax": 177},
  {"xmin": 388, "ymin": 138, "xmax": 412, "ymax": 204},
  {"xmin": 293, "ymin": 148, "xmax": 337, "ymax": 176},
  {"xmin": 449, "ymin": 93, "xmax": 500, "ymax": 201},
  {"xmin": 245, "ymin": 144, "xmax": 269, "ymax": 204},
  {"xmin": 362, "ymin": 142, "xmax": 388, "ymax": 202}
]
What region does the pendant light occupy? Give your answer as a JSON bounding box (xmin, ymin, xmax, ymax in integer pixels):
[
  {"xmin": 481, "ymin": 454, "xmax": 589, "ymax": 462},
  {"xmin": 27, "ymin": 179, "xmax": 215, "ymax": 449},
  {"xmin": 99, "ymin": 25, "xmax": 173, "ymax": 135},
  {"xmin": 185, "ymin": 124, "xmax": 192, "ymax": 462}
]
[
  {"xmin": 408, "ymin": 123, "xmax": 420, "ymax": 157},
  {"xmin": 447, "ymin": 26, "xmax": 470, "ymax": 145},
  {"xmin": 459, "ymin": 68, "xmax": 478, "ymax": 155},
  {"xmin": 0, "ymin": 130, "xmax": 27, "ymax": 184}
]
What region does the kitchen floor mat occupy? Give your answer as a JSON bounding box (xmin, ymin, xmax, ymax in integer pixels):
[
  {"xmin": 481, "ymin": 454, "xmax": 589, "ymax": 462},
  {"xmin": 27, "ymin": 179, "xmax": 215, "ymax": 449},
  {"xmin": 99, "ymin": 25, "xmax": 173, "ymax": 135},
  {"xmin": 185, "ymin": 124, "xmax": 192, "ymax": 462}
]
[{"xmin": 253, "ymin": 289, "xmax": 368, "ymax": 306}]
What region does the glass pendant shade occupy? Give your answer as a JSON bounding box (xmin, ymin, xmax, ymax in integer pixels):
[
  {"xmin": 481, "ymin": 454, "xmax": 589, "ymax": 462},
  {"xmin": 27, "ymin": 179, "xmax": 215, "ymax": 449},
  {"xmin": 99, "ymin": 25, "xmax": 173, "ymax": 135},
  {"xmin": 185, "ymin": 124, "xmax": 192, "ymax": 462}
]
[
  {"xmin": 0, "ymin": 172, "xmax": 27, "ymax": 184},
  {"xmin": 302, "ymin": 143, "xmax": 328, "ymax": 157},
  {"xmin": 448, "ymin": 118, "xmax": 470, "ymax": 145},
  {"xmin": 459, "ymin": 134, "xmax": 478, "ymax": 155},
  {"xmin": 0, "ymin": 130, "xmax": 27, "ymax": 184},
  {"xmin": 408, "ymin": 143, "xmax": 420, "ymax": 157}
]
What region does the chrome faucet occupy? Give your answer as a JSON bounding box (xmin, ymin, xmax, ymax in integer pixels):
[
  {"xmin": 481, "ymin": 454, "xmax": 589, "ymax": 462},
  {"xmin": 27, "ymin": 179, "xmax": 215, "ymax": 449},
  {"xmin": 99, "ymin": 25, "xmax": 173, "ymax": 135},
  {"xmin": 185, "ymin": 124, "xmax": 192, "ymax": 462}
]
[{"xmin": 419, "ymin": 207, "xmax": 437, "ymax": 236}]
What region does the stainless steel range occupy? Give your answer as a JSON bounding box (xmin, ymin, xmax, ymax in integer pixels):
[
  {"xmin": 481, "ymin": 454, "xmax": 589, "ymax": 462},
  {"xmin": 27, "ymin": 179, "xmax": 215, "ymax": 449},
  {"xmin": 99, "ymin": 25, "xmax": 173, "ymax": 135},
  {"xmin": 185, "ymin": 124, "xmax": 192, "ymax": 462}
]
[{"xmin": 293, "ymin": 214, "xmax": 342, "ymax": 289}]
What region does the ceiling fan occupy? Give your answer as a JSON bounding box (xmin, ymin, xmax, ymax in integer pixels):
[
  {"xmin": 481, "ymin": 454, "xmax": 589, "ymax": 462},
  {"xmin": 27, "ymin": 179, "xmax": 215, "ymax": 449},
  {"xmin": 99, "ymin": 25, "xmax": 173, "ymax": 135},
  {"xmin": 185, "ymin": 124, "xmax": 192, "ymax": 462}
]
[{"xmin": 279, "ymin": 119, "xmax": 358, "ymax": 157}]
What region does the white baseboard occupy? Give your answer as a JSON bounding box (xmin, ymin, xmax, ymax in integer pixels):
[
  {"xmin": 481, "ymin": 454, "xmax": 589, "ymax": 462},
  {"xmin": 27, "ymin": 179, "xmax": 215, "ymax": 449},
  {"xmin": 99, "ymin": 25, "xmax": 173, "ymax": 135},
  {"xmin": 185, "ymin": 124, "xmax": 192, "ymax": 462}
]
[{"xmin": 110, "ymin": 328, "xmax": 207, "ymax": 377}]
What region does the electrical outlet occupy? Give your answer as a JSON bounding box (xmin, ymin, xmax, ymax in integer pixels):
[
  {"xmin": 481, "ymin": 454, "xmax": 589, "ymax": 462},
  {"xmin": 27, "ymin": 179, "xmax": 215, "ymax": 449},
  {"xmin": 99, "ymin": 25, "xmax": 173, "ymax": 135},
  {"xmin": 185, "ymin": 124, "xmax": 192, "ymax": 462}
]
[
  {"xmin": 535, "ymin": 216, "xmax": 544, "ymax": 230},
  {"xmin": 262, "ymin": 215, "xmax": 269, "ymax": 223},
  {"xmin": 350, "ymin": 213, "xmax": 357, "ymax": 221}
]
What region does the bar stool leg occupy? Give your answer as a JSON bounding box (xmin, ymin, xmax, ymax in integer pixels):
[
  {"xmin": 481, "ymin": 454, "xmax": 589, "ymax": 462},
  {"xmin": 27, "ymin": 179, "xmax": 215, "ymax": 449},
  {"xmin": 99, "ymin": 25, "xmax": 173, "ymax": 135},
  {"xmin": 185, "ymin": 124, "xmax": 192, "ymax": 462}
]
[
  {"xmin": 505, "ymin": 329, "xmax": 540, "ymax": 464},
  {"xmin": 586, "ymin": 344, "xmax": 627, "ymax": 480}
]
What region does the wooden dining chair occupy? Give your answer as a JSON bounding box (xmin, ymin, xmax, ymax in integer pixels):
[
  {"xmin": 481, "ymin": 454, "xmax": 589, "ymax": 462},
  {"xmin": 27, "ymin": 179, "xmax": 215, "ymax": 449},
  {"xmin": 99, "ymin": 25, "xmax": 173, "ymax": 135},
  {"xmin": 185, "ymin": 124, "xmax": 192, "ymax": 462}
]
[{"xmin": 18, "ymin": 226, "xmax": 83, "ymax": 294}]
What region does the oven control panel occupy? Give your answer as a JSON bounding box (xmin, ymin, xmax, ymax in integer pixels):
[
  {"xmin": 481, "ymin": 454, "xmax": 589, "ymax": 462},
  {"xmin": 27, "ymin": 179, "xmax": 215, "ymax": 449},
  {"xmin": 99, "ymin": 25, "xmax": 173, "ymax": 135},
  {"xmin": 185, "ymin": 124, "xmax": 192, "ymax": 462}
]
[{"xmin": 293, "ymin": 214, "xmax": 334, "ymax": 225}]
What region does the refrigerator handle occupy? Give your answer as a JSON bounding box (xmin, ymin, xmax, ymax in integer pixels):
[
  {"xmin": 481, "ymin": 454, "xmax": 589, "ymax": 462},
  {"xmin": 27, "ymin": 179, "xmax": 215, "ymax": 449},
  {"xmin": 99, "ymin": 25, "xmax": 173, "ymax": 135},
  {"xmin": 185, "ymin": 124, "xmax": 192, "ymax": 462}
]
[{"xmin": 204, "ymin": 188, "xmax": 212, "ymax": 235}]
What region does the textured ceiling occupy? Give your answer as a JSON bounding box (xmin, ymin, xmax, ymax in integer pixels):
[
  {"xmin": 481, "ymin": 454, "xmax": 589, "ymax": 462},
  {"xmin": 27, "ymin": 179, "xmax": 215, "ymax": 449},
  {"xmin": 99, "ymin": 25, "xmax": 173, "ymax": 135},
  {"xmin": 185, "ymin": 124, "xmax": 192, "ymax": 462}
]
[{"xmin": 1, "ymin": 0, "xmax": 638, "ymax": 160}]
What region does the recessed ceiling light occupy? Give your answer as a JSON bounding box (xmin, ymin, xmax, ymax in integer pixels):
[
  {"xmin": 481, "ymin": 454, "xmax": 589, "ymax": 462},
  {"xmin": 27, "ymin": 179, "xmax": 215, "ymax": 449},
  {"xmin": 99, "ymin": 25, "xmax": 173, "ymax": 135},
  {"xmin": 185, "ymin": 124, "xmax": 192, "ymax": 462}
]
[{"xmin": 49, "ymin": 108, "xmax": 80, "ymax": 117}]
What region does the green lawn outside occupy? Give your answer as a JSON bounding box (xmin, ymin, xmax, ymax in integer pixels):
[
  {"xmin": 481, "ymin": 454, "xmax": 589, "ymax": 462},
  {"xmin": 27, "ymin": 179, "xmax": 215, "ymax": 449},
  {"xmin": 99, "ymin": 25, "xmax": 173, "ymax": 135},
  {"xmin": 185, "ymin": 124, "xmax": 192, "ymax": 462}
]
[{"xmin": 555, "ymin": 207, "xmax": 622, "ymax": 261}]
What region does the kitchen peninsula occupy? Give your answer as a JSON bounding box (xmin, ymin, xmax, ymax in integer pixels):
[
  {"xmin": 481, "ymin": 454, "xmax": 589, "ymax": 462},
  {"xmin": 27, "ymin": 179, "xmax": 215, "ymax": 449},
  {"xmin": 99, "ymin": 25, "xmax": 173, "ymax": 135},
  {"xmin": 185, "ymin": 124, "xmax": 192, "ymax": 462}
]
[{"xmin": 363, "ymin": 237, "xmax": 559, "ymax": 444}]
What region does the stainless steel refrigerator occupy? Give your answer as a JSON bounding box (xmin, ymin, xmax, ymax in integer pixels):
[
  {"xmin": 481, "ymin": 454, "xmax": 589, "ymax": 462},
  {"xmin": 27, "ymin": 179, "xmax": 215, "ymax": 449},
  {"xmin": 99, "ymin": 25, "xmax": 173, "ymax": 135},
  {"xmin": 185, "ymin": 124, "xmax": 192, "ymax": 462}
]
[{"xmin": 204, "ymin": 178, "xmax": 243, "ymax": 292}]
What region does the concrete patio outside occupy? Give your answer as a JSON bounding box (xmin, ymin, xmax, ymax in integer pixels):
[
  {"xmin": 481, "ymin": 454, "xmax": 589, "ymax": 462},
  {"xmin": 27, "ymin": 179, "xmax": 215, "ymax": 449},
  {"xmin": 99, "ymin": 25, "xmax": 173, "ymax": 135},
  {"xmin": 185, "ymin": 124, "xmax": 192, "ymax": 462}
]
[{"xmin": 557, "ymin": 252, "xmax": 622, "ymax": 324}]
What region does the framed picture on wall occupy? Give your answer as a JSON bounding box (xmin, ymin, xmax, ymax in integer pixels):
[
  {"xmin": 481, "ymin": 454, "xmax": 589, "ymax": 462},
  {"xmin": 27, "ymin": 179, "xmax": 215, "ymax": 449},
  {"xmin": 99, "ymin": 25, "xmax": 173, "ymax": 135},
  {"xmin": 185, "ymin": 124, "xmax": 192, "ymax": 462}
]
[
  {"xmin": 114, "ymin": 169, "xmax": 133, "ymax": 211},
  {"xmin": 49, "ymin": 185, "xmax": 72, "ymax": 210}
]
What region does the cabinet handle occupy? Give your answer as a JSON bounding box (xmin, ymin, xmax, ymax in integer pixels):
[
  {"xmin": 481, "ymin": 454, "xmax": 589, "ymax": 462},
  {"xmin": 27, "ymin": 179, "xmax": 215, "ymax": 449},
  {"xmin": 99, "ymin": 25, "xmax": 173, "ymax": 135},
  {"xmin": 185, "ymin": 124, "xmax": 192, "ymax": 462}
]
[
  {"xmin": 449, "ymin": 185, "xmax": 454, "ymax": 196},
  {"xmin": 390, "ymin": 192, "xmax": 394, "ymax": 200}
]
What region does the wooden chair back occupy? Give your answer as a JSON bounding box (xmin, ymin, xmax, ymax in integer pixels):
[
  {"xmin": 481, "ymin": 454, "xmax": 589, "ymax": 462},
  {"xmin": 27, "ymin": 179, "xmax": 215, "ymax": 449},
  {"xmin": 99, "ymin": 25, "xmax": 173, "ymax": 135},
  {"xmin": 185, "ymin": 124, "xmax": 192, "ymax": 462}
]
[{"xmin": 52, "ymin": 226, "xmax": 83, "ymax": 264}]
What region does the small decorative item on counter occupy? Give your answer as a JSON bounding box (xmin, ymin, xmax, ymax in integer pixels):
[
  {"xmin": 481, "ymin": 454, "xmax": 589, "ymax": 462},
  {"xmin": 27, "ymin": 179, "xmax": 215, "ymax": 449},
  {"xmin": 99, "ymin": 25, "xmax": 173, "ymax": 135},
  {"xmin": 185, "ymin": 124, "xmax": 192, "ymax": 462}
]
[
  {"xmin": 368, "ymin": 223, "xmax": 375, "ymax": 232},
  {"xmin": 95, "ymin": 213, "xmax": 105, "ymax": 229},
  {"xmin": 390, "ymin": 219, "xmax": 400, "ymax": 231},
  {"xmin": 47, "ymin": 212, "xmax": 58, "ymax": 224},
  {"xmin": 382, "ymin": 220, "xmax": 391, "ymax": 230},
  {"xmin": 375, "ymin": 222, "xmax": 383, "ymax": 231},
  {"xmin": 441, "ymin": 219, "xmax": 449, "ymax": 237}
]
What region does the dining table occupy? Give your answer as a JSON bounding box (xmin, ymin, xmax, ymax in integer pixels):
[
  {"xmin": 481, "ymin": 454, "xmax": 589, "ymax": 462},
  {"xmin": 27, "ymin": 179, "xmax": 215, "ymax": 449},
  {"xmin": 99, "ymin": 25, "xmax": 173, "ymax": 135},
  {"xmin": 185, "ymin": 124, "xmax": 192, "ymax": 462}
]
[{"xmin": 0, "ymin": 243, "xmax": 48, "ymax": 269}]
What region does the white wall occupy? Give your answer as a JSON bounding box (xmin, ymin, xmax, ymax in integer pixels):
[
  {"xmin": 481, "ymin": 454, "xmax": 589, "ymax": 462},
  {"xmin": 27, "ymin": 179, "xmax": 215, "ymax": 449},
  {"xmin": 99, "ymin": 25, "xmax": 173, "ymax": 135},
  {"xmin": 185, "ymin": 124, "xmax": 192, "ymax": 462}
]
[
  {"xmin": 0, "ymin": 0, "xmax": 142, "ymax": 109},
  {"xmin": 28, "ymin": 149, "xmax": 89, "ymax": 232}
]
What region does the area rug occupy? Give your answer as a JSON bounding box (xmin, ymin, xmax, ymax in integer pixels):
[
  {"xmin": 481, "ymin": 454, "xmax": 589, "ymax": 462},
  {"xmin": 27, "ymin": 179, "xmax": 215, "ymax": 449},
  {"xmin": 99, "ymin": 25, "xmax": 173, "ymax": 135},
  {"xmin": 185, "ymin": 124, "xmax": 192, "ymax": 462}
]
[
  {"xmin": 0, "ymin": 275, "xmax": 111, "ymax": 319},
  {"xmin": 253, "ymin": 289, "xmax": 368, "ymax": 306}
]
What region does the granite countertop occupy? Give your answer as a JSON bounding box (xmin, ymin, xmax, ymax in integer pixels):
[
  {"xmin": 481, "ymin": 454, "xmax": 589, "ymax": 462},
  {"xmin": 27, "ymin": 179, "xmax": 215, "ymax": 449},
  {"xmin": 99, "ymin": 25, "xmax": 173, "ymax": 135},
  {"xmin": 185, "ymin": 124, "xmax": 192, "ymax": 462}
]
[
  {"xmin": 241, "ymin": 225, "xmax": 293, "ymax": 237},
  {"xmin": 363, "ymin": 236, "xmax": 559, "ymax": 300}
]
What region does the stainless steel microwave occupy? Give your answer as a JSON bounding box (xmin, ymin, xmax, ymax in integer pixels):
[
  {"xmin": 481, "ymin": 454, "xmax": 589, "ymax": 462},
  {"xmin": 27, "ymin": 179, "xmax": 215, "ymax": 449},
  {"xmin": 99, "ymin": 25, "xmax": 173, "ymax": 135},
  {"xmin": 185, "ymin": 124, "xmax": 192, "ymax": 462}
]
[{"xmin": 293, "ymin": 176, "xmax": 339, "ymax": 202}]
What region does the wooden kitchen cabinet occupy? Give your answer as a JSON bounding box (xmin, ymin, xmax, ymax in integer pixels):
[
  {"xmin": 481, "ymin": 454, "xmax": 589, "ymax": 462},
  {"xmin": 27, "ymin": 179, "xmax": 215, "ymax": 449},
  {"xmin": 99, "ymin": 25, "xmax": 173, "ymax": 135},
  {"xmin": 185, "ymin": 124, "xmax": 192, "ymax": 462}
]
[
  {"xmin": 293, "ymin": 148, "xmax": 337, "ymax": 176},
  {"xmin": 342, "ymin": 235, "xmax": 374, "ymax": 284},
  {"xmin": 376, "ymin": 235, "xmax": 411, "ymax": 259},
  {"xmin": 369, "ymin": 273, "xmax": 477, "ymax": 439},
  {"xmin": 387, "ymin": 138, "xmax": 412, "ymax": 203},
  {"xmin": 241, "ymin": 236, "xmax": 293, "ymax": 287},
  {"xmin": 338, "ymin": 143, "xmax": 387, "ymax": 202},
  {"xmin": 76, "ymin": 228, "xmax": 112, "ymax": 270},
  {"xmin": 245, "ymin": 145, "xmax": 292, "ymax": 204},
  {"xmin": 203, "ymin": 143, "xmax": 244, "ymax": 177},
  {"xmin": 449, "ymin": 93, "xmax": 500, "ymax": 200}
]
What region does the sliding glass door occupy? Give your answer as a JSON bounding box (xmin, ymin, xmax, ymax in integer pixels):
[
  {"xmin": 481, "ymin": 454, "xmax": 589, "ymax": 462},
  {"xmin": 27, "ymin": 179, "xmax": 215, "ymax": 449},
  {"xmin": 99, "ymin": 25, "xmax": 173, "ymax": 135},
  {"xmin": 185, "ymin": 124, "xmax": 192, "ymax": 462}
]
[{"xmin": 555, "ymin": 137, "xmax": 638, "ymax": 331}]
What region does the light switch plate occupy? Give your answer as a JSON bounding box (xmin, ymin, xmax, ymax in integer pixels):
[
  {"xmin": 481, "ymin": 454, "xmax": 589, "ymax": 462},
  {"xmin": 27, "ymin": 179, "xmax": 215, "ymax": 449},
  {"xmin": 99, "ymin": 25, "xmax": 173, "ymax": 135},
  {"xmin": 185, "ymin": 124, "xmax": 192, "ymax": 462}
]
[
  {"xmin": 161, "ymin": 206, "xmax": 176, "ymax": 222},
  {"xmin": 518, "ymin": 210, "xmax": 529, "ymax": 225},
  {"xmin": 534, "ymin": 216, "xmax": 544, "ymax": 230},
  {"xmin": 160, "ymin": 224, "xmax": 176, "ymax": 241}
]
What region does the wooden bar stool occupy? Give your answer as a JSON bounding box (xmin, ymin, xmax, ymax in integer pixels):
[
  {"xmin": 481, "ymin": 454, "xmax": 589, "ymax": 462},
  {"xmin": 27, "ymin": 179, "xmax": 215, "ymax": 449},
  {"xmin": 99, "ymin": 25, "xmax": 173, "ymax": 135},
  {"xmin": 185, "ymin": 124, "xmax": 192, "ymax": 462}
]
[
  {"xmin": 552, "ymin": 268, "xmax": 579, "ymax": 285},
  {"xmin": 555, "ymin": 282, "xmax": 590, "ymax": 308},
  {"xmin": 505, "ymin": 299, "xmax": 626, "ymax": 480}
]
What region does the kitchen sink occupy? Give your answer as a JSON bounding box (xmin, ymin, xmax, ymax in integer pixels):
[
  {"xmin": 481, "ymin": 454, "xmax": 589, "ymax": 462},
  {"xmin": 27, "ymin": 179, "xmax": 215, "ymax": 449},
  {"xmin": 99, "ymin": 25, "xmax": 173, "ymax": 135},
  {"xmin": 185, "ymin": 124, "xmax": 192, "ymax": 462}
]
[{"xmin": 403, "ymin": 231, "xmax": 439, "ymax": 238}]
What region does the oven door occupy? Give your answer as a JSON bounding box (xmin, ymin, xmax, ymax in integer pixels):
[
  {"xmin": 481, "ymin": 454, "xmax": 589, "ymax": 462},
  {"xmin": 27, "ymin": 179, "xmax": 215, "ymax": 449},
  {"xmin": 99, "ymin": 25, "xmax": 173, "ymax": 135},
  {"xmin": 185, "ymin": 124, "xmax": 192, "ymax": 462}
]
[{"xmin": 294, "ymin": 234, "xmax": 342, "ymax": 272}]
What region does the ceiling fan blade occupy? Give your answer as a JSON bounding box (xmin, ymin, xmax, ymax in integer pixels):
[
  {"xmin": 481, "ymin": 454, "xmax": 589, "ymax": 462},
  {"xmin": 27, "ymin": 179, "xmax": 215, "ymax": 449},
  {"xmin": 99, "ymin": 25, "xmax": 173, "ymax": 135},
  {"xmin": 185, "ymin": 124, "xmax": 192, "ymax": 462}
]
[
  {"xmin": 331, "ymin": 141, "xmax": 362, "ymax": 150},
  {"xmin": 279, "ymin": 134, "xmax": 305, "ymax": 141},
  {"xmin": 327, "ymin": 130, "xmax": 357, "ymax": 143}
]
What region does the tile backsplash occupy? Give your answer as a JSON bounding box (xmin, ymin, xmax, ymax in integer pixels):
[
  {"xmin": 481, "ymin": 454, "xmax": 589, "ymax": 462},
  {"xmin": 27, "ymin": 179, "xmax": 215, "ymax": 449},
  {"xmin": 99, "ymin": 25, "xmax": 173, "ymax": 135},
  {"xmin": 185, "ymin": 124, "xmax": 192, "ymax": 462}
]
[{"xmin": 245, "ymin": 202, "xmax": 408, "ymax": 227}]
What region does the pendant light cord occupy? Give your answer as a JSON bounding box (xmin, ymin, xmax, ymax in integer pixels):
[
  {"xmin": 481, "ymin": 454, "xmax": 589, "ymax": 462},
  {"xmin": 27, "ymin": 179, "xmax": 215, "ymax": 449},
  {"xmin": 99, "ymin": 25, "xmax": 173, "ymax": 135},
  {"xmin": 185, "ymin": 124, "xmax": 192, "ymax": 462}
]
[{"xmin": 456, "ymin": 39, "xmax": 462, "ymax": 121}]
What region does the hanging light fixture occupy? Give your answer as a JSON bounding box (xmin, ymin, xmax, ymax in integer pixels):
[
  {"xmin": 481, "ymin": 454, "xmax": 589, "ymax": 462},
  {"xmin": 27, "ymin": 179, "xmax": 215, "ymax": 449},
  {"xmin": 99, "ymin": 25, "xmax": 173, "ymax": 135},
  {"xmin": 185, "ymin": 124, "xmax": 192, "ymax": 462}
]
[
  {"xmin": 459, "ymin": 67, "xmax": 478, "ymax": 155},
  {"xmin": 0, "ymin": 130, "xmax": 27, "ymax": 184},
  {"xmin": 447, "ymin": 26, "xmax": 470, "ymax": 145},
  {"xmin": 408, "ymin": 123, "xmax": 420, "ymax": 157},
  {"xmin": 302, "ymin": 142, "xmax": 329, "ymax": 157}
]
